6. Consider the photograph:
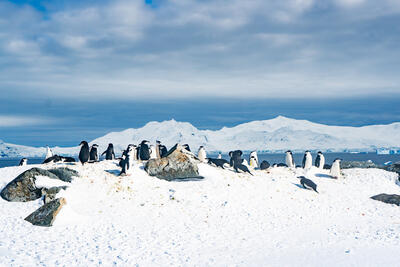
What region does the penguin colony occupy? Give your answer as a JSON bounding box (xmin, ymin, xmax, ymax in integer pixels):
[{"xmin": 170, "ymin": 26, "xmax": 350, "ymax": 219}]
[{"xmin": 24, "ymin": 141, "xmax": 344, "ymax": 194}]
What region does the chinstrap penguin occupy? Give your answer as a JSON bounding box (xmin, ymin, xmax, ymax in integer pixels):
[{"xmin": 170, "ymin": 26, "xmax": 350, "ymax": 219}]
[
  {"xmin": 102, "ymin": 143, "xmax": 115, "ymax": 160},
  {"xmin": 198, "ymin": 146, "xmax": 207, "ymax": 162},
  {"xmin": 302, "ymin": 151, "xmax": 312, "ymax": 170},
  {"xmin": 79, "ymin": 141, "xmax": 90, "ymax": 165},
  {"xmin": 19, "ymin": 158, "xmax": 27, "ymax": 166},
  {"xmin": 330, "ymin": 158, "xmax": 342, "ymax": 179},
  {"xmin": 315, "ymin": 151, "xmax": 325, "ymax": 169},
  {"xmin": 285, "ymin": 150, "xmax": 295, "ymax": 168},
  {"xmin": 299, "ymin": 176, "xmax": 318, "ymax": 193},
  {"xmin": 89, "ymin": 144, "xmax": 99, "ymax": 162}
]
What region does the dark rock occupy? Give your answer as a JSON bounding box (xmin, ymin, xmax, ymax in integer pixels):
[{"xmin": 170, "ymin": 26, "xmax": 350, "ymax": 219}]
[
  {"xmin": 25, "ymin": 198, "xmax": 67, "ymax": 227},
  {"xmin": 48, "ymin": 168, "xmax": 78, "ymax": 182},
  {"xmin": 1, "ymin": 168, "xmax": 60, "ymax": 202},
  {"xmin": 341, "ymin": 161, "xmax": 379, "ymax": 169},
  {"xmin": 145, "ymin": 144, "xmax": 203, "ymax": 181},
  {"xmin": 384, "ymin": 163, "xmax": 400, "ymax": 175},
  {"xmin": 41, "ymin": 186, "xmax": 68, "ymax": 204},
  {"xmin": 371, "ymin": 194, "xmax": 400, "ymax": 206},
  {"xmin": 277, "ymin": 163, "xmax": 287, "ymax": 167}
]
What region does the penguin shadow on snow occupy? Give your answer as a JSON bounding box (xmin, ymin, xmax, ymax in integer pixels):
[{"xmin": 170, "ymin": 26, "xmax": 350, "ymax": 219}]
[
  {"xmin": 314, "ymin": 173, "xmax": 333, "ymax": 179},
  {"xmin": 171, "ymin": 176, "xmax": 205, "ymax": 182},
  {"xmin": 104, "ymin": 169, "xmax": 120, "ymax": 176}
]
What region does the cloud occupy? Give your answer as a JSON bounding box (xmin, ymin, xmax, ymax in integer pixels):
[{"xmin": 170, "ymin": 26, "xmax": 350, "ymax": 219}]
[
  {"xmin": 0, "ymin": 0, "xmax": 400, "ymax": 101},
  {"xmin": 0, "ymin": 115, "xmax": 57, "ymax": 127}
]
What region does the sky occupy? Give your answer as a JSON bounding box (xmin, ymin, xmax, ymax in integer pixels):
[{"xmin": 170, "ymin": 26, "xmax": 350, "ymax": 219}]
[{"xmin": 1, "ymin": 0, "xmax": 400, "ymax": 147}]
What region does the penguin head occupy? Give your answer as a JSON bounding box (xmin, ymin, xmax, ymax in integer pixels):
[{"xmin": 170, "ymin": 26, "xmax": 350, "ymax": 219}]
[
  {"xmin": 285, "ymin": 150, "xmax": 292, "ymax": 155},
  {"xmin": 92, "ymin": 144, "xmax": 99, "ymax": 148},
  {"xmin": 318, "ymin": 151, "xmax": 322, "ymax": 155},
  {"xmin": 156, "ymin": 140, "xmax": 161, "ymax": 144},
  {"xmin": 80, "ymin": 141, "xmax": 88, "ymax": 146},
  {"xmin": 334, "ymin": 158, "xmax": 342, "ymax": 162},
  {"xmin": 108, "ymin": 143, "xmax": 114, "ymax": 148}
]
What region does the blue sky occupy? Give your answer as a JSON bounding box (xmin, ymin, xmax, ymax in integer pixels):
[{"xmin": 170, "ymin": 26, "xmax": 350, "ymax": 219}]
[{"xmin": 1, "ymin": 0, "xmax": 400, "ymax": 147}]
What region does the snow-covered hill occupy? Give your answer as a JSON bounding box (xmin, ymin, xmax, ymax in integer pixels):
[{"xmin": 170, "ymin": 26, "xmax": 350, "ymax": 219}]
[
  {"xmin": 1, "ymin": 161, "xmax": 399, "ymax": 266},
  {"xmin": 1, "ymin": 116, "xmax": 400, "ymax": 158}
]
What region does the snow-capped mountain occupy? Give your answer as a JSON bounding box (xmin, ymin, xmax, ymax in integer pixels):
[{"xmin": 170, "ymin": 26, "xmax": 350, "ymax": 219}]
[{"xmin": 1, "ymin": 116, "xmax": 400, "ymax": 158}]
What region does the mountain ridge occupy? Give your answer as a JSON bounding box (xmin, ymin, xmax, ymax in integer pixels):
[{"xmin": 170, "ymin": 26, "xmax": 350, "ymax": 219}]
[{"xmin": 1, "ymin": 116, "xmax": 400, "ymax": 158}]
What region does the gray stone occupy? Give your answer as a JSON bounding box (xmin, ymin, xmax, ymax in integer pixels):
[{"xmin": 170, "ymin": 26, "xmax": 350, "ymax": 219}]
[
  {"xmin": 341, "ymin": 161, "xmax": 379, "ymax": 169},
  {"xmin": 1, "ymin": 168, "xmax": 60, "ymax": 202},
  {"xmin": 371, "ymin": 194, "xmax": 400, "ymax": 206},
  {"xmin": 41, "ymin": 186, "xmax": 68, "ymax": 204},
  {"xmin": 384, "ymin": 163, "xmax": 400, "ymax": 175},
  {"xmin": 25, "ymin": 198, "xmax": 67, "ymax": 227},
  {"xmin": 48, "ymin": 168, "xmax": 78, "ymax": 182},
  {"xmin": 145, "ymin": 144, "xmax": 203, "ymax": 181}
]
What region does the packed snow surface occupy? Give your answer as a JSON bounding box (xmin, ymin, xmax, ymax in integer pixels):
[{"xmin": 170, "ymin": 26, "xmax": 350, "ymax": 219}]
[
  {"xmin": 0, "ymin": 161, "xmax": 399, "ymax": 266},
  {"xmin": 2, "ymin": 116, "xmax": 400, "ymax": 158}
]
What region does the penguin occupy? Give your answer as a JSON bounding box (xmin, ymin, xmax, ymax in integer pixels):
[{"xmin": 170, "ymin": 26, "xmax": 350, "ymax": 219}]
[
  {"xmin": 155, "ymin": 140, "xmax": 162, "ymax": 159},
  {"xmin": 208, "ymin": 158, "xmax": 229, "ymax": 169},
  {"xmin": 302, "ymin": 151, "xmax": 312, "ymax": 169},
  {"xmin": 89, "ymin": 144, "xmax": 99, "ymax": 162},
  {"xmin": 249, "ymin": 151, "xmax": 258, "ymax": 167},
  {"xmin": 139, "ymin": 140, "xmax": 151, "ymax": 160},
  {"xmin": 285, "ymin": 150, "xmax": 295, "ymax": 168},
  {"xmin": 159, "ymin": 144, "xmax": 168, "ymax": 158},
  {"xmin": 315, "ymin": 151, "xmax": 325, "ymax": 169},
  {"xmin": 234, "ymin": 163, "xmax": 253, "ymax": 175},
  {"xmin": 198, "ymin": 146, "xmax": 207, "ymax": 162},
  {"xmin": 249, "ymin": 156, "xmax": 258, "ymax": 169},
  {"xmin": 45, "ymin": 145, "xmax": 53, "ymax": 160},
  {"xmin": 79, "ymin": 141, "xmax": 90, "ymax": 165},
  {"xmin": 299, "ymin": 176, "xmax": 318, "ymax": 193},
  {"xmin": 183, "ymin": 144, "xmax": 191, "ymax": 152},
  {"xmin": 101, "ymin": 143, "xmax": 115, "ymax": 160},
  {"xmin": 19, "ymin": 158, "xmax": 27, "ymax": 166},
  {"xmin": 149, "ymin": 145, "xmax": 157, "ymax": 159},
  {"xmin": 229, "ymin": 150, "xmax": 243, "ymax": 167},
  {"xmin": 260, "ymin": 160, "xmax": 270, "ymax": 170},
  {"xmin": 229, "ymin": 150, "xmax": 252, "ymax": 175},
  {"xmin": 217, "ymin": 152, "xmax": 222, "ymax": 159},
  {"xmin": 330, "ymin": 158, "xmax": 342, "ymax": 179},
  {"xmin": 120, "ymin": 145, "xmax": 135, "ymax": 176}
]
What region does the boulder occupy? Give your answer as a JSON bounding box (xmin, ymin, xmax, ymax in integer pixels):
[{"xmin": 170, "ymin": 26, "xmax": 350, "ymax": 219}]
[
  {"xmin": 384, "ymin": 163, "xmax": 400, "ymax": 175},
  {"xmin": 371, "ymin": 194, "xmax": 400, "ymax": 206},
  {"xmin": 341, "ymin": 161, "xmax": 379, "ymax": 169},
  {"xmin": 25, "ymin": 198, "xmax": 66, "ymax": 227},
  {"xmin": 145, "ymin": 144, "xmax": 203, "ymax": 181},
  {"xmin": 1, "ymin": 168, "xmax": 60, "ymax": 202},
  {"xmin": 48, "ymin": 168, "xmax": 78, "ymax": 182},
  {"xmin": 41, "ymin": 186, "xmax": 68, "ymax": 204}
]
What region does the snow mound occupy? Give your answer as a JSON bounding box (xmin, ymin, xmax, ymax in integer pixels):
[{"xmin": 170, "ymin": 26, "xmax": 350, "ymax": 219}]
[{"xmin": 0, "ymin": 161, "xmax": 399, "ymax": 266}]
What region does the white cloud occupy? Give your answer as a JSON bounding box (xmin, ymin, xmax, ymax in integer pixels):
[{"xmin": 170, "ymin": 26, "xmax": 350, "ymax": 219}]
[
  {"xmin": 0, "ymin": 0, "xmax": 400, "ymax": 100},
  {"xmin": 0, "ymin": 115, "xmax": 57, "ymax": 127}
]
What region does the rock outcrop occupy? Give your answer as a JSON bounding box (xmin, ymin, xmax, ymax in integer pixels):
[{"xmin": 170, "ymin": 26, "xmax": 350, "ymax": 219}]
[
  {"xmin": 341, "ymin": 161, "xmax": 379, "ymax": 169},
  {"xmin": 1, "ymin": 168, "xmax": 60, "ymax": 202},
  {"xmin": 48, "ymin": 168, "xmax": 78, "ymax": 182},
  {"xmin": 25, "ymin": 198, "xmax": 67, "ymax": 227},
  {"xmin": 145, "ymin": 144, "xmax": 203, "ymax": 181},
  {"xmin": 1, "ymin": 167, "xmax": 75, "ymax": 202},
  {"xmin": 371, "ymin": 194, "xmax": 400, "ymax": 206}
]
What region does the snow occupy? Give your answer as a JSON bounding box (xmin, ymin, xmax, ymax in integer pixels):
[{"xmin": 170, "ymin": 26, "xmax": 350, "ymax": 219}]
[
  {"xmin": 2, "ymin": 116, "xmax": 400, "ymax": 158},
  {"xmin": 34, "ymin": 175, "xmax": 70, "ymax": 189},
  {"xmin": 0, "ymin": 160, "xmax": 399, "ymax": 266}
]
